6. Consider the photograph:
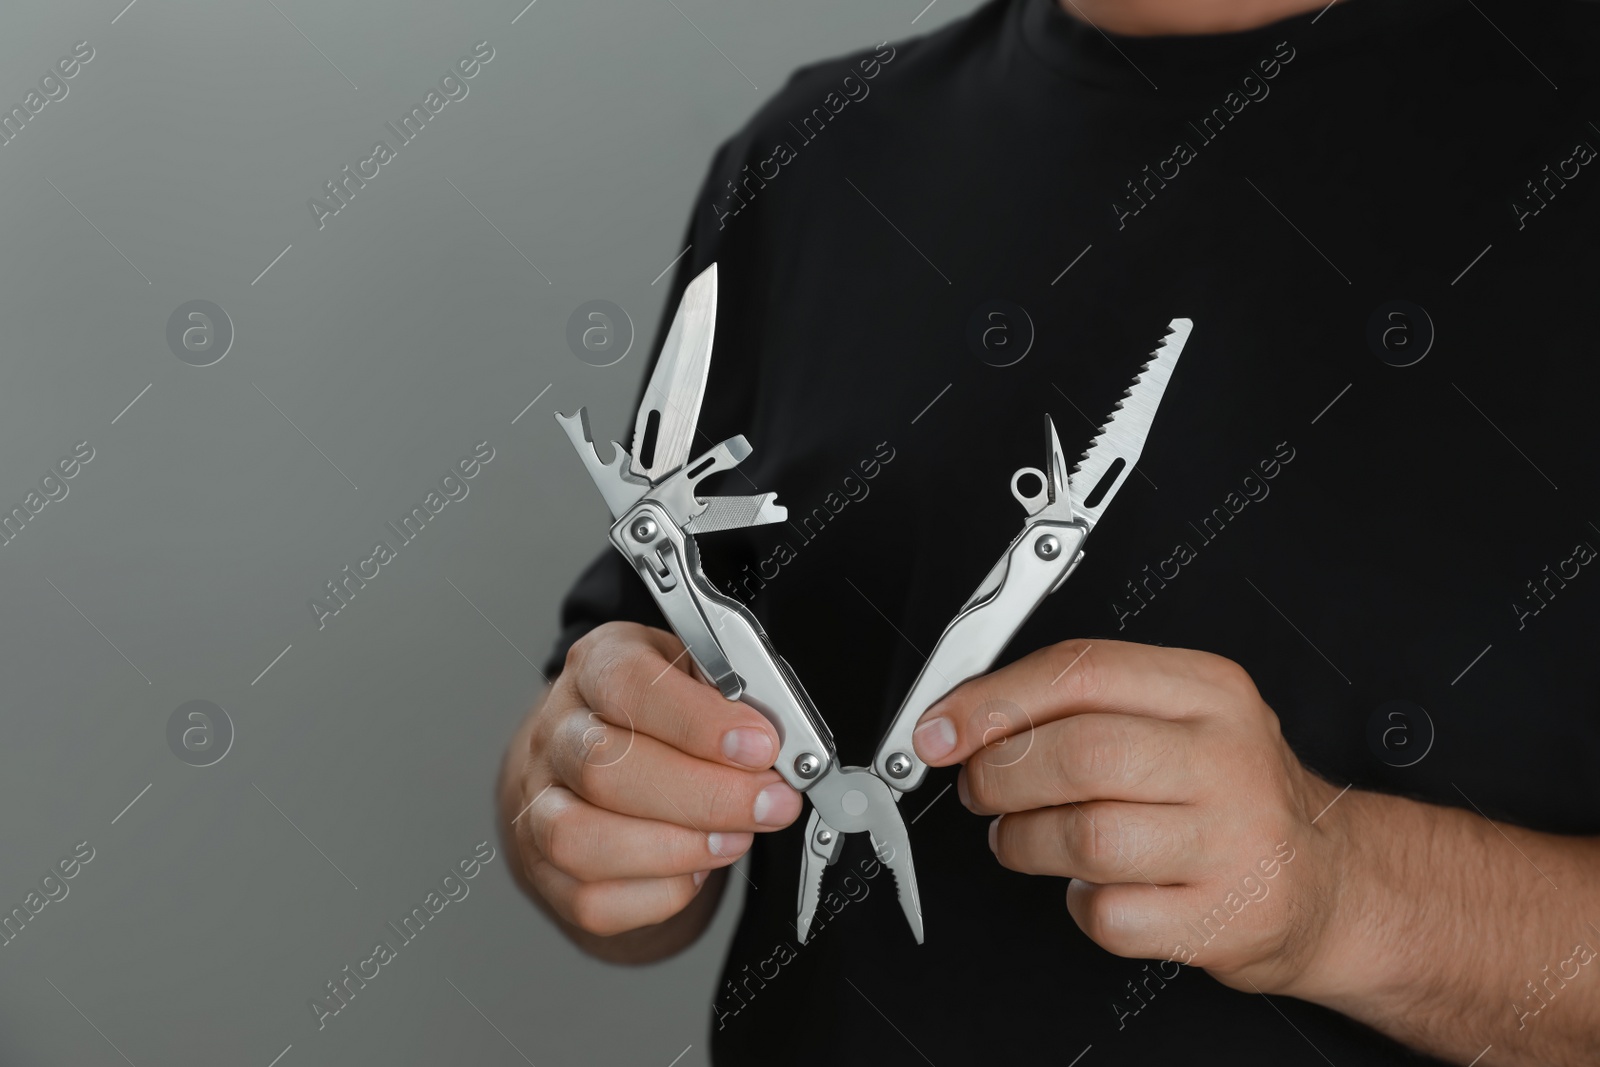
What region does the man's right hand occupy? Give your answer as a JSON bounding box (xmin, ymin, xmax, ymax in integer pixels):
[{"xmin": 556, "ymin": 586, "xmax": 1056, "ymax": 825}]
[{"xmin": 499, "ymin": 621, "xmax": 803, "ymax": 944}]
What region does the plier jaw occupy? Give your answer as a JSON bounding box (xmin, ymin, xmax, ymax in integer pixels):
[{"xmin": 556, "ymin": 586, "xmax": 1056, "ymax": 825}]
[{"xmin": 796, "ymin": 762, "xmax": 924, "ymax": 945}]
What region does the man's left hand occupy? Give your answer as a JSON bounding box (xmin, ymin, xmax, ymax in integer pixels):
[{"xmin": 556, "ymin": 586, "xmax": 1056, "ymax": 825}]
[{"xmin": 911, "ymin": 638, "xmax": 1348, "ymax": 995}]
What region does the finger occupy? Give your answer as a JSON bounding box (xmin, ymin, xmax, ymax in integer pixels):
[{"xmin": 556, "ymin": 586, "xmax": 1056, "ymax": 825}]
[
  {"xmin": 548, "ymin": 709, "xmax": 803, "ymax": 832},
  {"xmin": 913, "ymin": 639, "xmax": 1248, "ymax": 767},
  {"xmin": 527, "ymin": 786, "xmax": 752, "ymax": 881},
  {"xmin": 960, "ymin": 713, "xmax": 1198, "ymax": 813},
  {"xmin": 529, "ymin": 859, "xmax": 707, "ymax": 937},
  {"xmin": 989, "ymin": 801, "xmax": 1202, "ymax": 884},
  {"xmin": 1066, "ymin": 879, "xmax": 1211, "ymax": 963},
  {"xmin": 571, "ymin": 622, "xmax": 781, "ymax": 770}
]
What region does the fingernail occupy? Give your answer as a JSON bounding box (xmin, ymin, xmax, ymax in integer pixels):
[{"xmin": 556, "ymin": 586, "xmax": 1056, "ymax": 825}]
[
  {"xmin": 988, "ymin": 816, "xmax": 1000, "ymax": 853},
  {"xmin": 693, "ymin": 870, "xmax": 708, "ymax": 887},
  {"xmin": 913, "ymin": 717, "xmax": 957, "ymax": 762},
  {"xmin": 722, "ymin": 727, "xmax": 775, "ymax": 768},
  {"xmin": 706, "ymin": 832, "xmax": 752, "ymax": 859},
  {"xmin": 752, "ymin": 782, "xmax": 800, "ymax": 827}
]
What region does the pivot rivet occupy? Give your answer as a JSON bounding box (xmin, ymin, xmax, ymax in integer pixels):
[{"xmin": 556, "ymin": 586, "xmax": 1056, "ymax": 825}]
[
  {"xmin": 1035, "ymin": 534, "xmax": 1061, "ymax": 560},
  {"xmin": 794, "ymin": 753, "xmax": 821, "ymax": 779},
  {"xmin": 631, "ymin": 517, "xmax": 658, "ymax": 542},
  {"xmin": 885, "ymin": 752, "xmax": 913, "ymax": 779}
]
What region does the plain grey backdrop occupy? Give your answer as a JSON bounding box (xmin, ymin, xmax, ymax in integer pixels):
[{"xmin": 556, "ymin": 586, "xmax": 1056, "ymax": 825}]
[{"xmin": 0, "ymin": 1, "xmax": 984, "ymax": 1064}]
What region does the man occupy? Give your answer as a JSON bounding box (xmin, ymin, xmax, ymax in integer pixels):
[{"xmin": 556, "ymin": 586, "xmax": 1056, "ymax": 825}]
[{"xmin": 499, "ymin": 0, "xmax": 1600, "ymax": 1062}]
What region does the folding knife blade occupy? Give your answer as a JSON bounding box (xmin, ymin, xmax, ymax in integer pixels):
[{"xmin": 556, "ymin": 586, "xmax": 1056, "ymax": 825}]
[
  {"xmin": 1069, "ymin": 318, "xmax": 1191, "ymax": 529},
  {"xmin": 1008, "ymin": 415, "xmax": 1076, "ymax": 523},
  {"xmin": 630, "ymin": 262, "xmax": 718, "ymax": 482},
  {"xmin": 1045, "ymin": 416, "xmax": 1072, "ymax": 517}
]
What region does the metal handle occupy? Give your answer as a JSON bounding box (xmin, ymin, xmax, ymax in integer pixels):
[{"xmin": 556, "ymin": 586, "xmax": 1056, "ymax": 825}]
[
  {"xmin": 871, "ymin": 520, "xmax": 1086, "ymax": 793},
  {"xmin": 611, "ymin": 502, "xmax": 835, "ymax": 791}
]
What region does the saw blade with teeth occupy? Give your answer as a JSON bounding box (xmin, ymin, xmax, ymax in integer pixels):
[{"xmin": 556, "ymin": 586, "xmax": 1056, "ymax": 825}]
[{"xmin": 1068, "ymin": 318, "xmax": 1192, "ymax": 529}]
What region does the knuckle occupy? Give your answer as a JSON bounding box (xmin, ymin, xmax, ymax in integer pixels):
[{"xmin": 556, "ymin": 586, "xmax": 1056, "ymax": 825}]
[
  {"xmin": 1071, "ymin": 804, "xmax": 1143, "ymax": 878},
  {"xmin": 563, "ymin": 636, "xmax": 587, "ymax": 681},
  {"xmin": 525, "ymin": 710, "xmax": 552, "ymax": 758},
  {"xmin": 540, "ymin": 806, "xmax": 585, "ymax": 873},
  {"xmin": 991, "ymin": 815, "xmax": 1019, "ymax": 868},
  {"xmin": 586, "ymin": 709, "xmax": 633, "ymax": 764},
  {"xmin": 1081, "ymin": 886, "xmax": 1138, "ymax": 955},
  {"xmin": 1076, "ymin": 889, "xmax": 1114, "ymax": 944},
  {"xmin": 565, "ymin": 717, "xmax": 616, "ymax": 788},
  {"xmin": 1200, "ymin": 650, "xmax": 1256, "ymax": 699},
  {"xmin": 566, "ymin": 883, "xmax": 614, "ymax": 935},
  {"xmin": 998, "ymin": 816, "xmax": 1048, "ymax": 875},
  {"xmin": 1088, "ymin": 899, "xmax": 1134, "ymax": 955},
  {"xmin": 588, "ymin": 642, "xmax": 642, "ymax": 714},
  {"xmin": 1107, "ymin": 812, "xmax": 1140, "ymax": 867},
  {"xmin": 658, "ymin": 875, "xmax": 696, "ymax": 918},
  {"xmin": 540, "ymin": 715, "xmax": 578, "ymax": 782},
  {"xmin": 964, "ymin": 762, "xmax": 997, "ymax": 811},
  {"xmin": 573, "ymin": 623, "xmax": 653, "ymax": 707},
  {"xmin": 529, "ymin": 691, "xmax": 570, "ymax": 755},
  {"xmin": 566, "ymin": 622, "xmax": 616, "ymax": 679},
  {"xmin": 572, "ymin": 740, "xmax": 613, "ymax": 798},
  {"xmin": 519, "ymin": 844, "xmax": 546, "ymax": 892},
  {"xmin": 1171, "ymin": 815, "xmax": 1203, "ymax": 860},
  {"xmin": 523, "ymin": 800, "xmax": 553, "ymax": 856},
  {"xmin": 1070, "ymin": 805, "xmax": 1112, "ymax": 867}
]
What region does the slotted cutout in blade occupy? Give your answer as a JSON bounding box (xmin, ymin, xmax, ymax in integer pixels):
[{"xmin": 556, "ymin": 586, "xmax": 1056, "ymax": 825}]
[
  {"xmin": 1083, "ymin": 457, "xmax": 1126, "ymax": 510},
  {"xmin": 630, "ymin": 263, "xmax": 718, "ymax": 481}
]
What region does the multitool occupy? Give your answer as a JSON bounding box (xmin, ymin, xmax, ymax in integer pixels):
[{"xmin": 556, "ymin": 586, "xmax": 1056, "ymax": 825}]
[{"xmin": 558, "ymin": 262, "xmax": 1191, "ymax": 943}]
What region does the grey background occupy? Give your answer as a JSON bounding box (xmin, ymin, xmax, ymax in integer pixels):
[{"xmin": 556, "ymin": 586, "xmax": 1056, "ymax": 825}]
[{"xmin": 0, "ymin": 1, "xmax": 984, "ymax": 1064}]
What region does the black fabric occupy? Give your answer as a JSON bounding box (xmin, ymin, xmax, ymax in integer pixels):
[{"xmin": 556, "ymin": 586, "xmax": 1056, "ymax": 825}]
[{"xmin": 547, "ymin": 1, "xmax": 1600, "ymax": 1062}]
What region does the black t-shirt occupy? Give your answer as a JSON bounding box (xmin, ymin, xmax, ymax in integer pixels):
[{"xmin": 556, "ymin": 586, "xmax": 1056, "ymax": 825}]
[{"xmin": 548, "ymin": 1, "xmax": 1600, "ymax": 1062}]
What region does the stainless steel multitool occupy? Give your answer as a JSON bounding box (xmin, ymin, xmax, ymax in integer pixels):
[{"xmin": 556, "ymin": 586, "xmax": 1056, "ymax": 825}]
[{"xmin": 558, "ymin": 261, "xmax": 1191, "ymax": 944}]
